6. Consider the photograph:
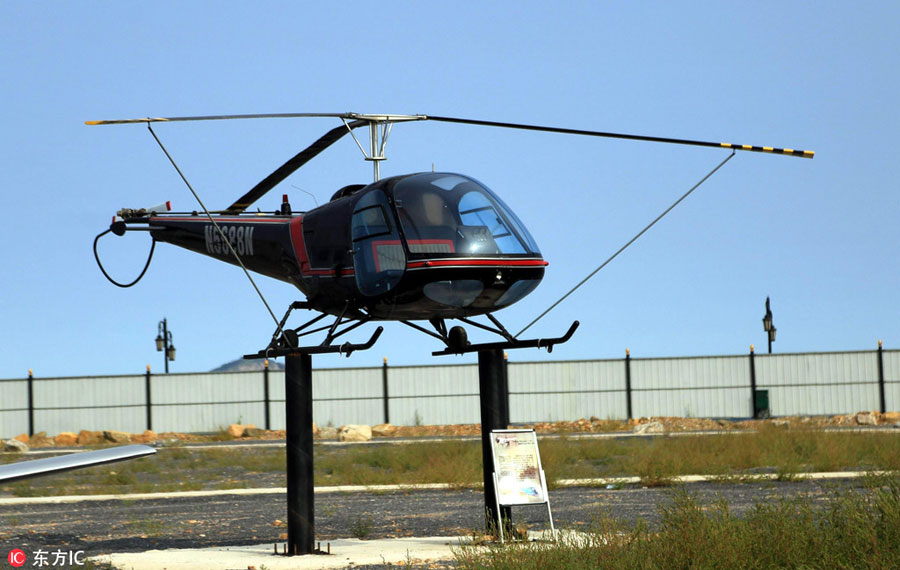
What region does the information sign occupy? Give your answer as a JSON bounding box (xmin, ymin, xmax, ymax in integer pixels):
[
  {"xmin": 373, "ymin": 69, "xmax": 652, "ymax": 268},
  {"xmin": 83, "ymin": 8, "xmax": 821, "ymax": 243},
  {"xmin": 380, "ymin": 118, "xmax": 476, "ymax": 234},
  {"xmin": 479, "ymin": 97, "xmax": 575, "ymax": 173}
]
[
  {"xmin": 490, "ymin": 429, "xmax": 547, "ymax": 505},
  {"xmin": 489, "ymin": 429, "xmax": 555, "ymax": 542}
]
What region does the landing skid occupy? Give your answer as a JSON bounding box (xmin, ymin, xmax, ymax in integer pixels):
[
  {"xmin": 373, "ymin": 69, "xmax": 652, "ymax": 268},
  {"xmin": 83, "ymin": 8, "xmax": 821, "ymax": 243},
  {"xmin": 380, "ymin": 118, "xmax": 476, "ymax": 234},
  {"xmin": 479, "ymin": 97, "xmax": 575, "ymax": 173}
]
[
  {"xmin": 244, "ymin": 301, "xmax": 383, "ymax": 359},
  {"xmin": 401, "ymin": 314, "xmax": 579, "ymax": 356},
  {"xmin": 245, "ymin": 303, "xmax": 576, "ymax": 358}
]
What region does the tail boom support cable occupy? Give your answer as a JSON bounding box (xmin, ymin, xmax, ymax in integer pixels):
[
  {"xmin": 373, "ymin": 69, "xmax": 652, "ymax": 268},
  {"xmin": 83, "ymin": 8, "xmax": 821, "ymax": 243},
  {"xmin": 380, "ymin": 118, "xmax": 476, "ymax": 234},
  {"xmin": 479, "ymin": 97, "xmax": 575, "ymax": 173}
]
[
  {"xmin": 516, "ymin": 150, "xmax": 737, "ymax": 338},
  {"xmin": 145, "ymin": 124, "xmax": 284, "ymax": 333}
]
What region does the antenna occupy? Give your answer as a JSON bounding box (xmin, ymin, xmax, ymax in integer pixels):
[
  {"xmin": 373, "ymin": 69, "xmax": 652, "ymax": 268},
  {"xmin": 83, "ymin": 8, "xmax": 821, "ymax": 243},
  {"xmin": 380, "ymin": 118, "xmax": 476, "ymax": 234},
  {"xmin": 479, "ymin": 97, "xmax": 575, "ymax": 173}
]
[{"xmin": 291, "ymin": 185, "xmax": 318, "ymax": 208}]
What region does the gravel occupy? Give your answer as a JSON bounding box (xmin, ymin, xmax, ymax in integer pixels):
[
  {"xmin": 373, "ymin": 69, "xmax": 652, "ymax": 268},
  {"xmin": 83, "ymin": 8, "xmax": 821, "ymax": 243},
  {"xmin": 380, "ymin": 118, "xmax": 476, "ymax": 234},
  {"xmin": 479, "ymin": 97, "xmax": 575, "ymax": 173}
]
[{"xmin": 0, "ymin": 479, "xmax": 858, "ymax": 557}]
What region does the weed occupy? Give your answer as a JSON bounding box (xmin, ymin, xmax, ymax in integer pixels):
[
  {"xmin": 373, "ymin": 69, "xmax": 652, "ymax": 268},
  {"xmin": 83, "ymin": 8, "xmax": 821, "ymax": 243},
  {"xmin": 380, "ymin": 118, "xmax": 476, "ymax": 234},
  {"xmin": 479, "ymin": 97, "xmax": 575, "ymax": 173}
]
[
  {"xmin": 103, "ymin": 468, "xmax": 137, "ymax": 486},
  {"xmin": 125, "ymin": 517, "xmax": 166, "ymax": 537},
  {"xmin": 350, "ymin": 514, "xmax": 374, "ymax": 539},
  {"xmin": 706, "ymin": 472, "xmax": 765, "ymax": 485},
  {"xmin": 861, "ymin": 469, "xmax": 900, "ymax": 489},
  {"xmin": 212, "ymin": 426, "xmax": 236, "ymax": 441},
  {"xmin": 453, "ymin": 474, "xmax": 900, "ymax": 569}
]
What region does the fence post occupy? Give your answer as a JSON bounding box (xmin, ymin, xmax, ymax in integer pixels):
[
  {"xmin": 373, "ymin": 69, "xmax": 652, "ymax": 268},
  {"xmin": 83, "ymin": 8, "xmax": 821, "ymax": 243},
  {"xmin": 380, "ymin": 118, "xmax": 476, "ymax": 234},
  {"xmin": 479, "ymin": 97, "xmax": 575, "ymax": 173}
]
[
  {"xmin": 382, "ymin": 357, "xmax": 390, "ymax": 424},
  {"xmin": 27, "ymin": 369, "xmax": 34, "ymax": 436},
  {"xmin": 624, "ymin": 349, "xmax": 633, "ymax": 420},
  {"xmin": 877, "ymin": 340, "xmax": 885, "ymax": 414},
  {"xmin": 748, "ymin": 345, "xmax": 756, "ymax": 419},
  {"xmin": 264, "ymin": 359, "xmax": 271, "ymax": 430},
  {"xmin": 145, "ymin": 365, "xmax": 152, "ymax": 432}
]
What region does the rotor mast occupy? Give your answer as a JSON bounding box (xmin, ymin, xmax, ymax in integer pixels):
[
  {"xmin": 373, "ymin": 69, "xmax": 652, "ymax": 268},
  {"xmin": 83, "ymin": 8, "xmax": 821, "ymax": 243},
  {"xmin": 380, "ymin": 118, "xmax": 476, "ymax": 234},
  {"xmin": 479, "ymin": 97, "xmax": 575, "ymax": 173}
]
[{"xmin": 340, "ymin": 114, "xmax": 426, "ymax": 181}]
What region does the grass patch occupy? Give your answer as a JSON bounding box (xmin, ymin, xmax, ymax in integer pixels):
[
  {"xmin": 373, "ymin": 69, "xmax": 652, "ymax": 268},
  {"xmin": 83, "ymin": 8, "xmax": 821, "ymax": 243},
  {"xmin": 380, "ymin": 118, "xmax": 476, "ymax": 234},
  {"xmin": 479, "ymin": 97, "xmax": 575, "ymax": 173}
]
[
  {"xmin": 541, "ymin": 429, "xmax": 900, "ymax": 486},
  {"xmin": 349, "ymin": 514, "xmax": 374, "ymax": 539},
  {"xmin": 1, "ymin": 430, "xmax": 898, "ymax": 497},
  {"xmin": 453, "ymin": 475, "xmax": 900, "ymax": 569},
  {"xmin": 125, "ymin": 517, "xmax": 167, "ymax": 537},
  {"xmin": 316, "ymin": 440, "xmax": 482, "ymax": 487}
]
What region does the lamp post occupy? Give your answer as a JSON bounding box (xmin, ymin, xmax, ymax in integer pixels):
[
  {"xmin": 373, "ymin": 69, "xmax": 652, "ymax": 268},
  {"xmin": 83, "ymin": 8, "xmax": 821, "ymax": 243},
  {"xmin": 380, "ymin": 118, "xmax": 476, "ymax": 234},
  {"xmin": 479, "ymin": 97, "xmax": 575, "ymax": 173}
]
[
  {"xmin": 155, "ymin": 318, "xmax": 176, "ymax": 373},
  {"xmin": 762, "ymin": 297, "xmax": 776, "ymax": 354}
]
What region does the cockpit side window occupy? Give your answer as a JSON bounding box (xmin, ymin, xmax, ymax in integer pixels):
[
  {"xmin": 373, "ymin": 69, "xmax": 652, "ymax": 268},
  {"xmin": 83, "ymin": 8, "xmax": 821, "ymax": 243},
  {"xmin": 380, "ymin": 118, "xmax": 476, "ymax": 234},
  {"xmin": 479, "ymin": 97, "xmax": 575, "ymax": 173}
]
[
  {"xmin": 351, "ymin": 204, "xmax": 392, "ymax": 242},
  {"xmin": 351, "ymin": 189, "xmax": 406, "ymax": 296}
]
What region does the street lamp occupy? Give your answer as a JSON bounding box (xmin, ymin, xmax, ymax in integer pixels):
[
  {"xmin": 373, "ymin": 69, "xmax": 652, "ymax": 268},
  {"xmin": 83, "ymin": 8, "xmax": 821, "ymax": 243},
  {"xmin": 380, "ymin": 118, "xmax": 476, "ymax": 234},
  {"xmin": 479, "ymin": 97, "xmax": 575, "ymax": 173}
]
[
  {"xmin": 762, "ymin": 297, "xmax": 776, "ymax": 354},
  {"xmin": 155, "ymin": 318, "xmax": 176, "ymax": 373}
]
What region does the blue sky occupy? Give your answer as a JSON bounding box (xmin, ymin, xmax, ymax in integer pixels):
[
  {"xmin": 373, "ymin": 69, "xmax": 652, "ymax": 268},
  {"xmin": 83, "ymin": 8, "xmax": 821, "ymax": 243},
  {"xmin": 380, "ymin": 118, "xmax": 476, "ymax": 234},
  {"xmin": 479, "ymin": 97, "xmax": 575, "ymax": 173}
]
[{"xmin": 1, "ymin": 2, "xmax": 897, "ymax": 379}]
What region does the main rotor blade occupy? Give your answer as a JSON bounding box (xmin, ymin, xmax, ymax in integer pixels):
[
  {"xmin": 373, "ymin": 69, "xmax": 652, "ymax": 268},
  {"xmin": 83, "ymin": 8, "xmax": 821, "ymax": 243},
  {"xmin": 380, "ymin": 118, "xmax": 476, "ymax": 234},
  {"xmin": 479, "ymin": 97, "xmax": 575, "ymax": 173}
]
[
  {"xmin": 225, "ymin": 119, "xmax": 369, "ymax": 213},
  {"xmin": 86, "ymin": 112, "xmax": 350, "ymax": 126},
  {"xmin": 0, "ymin": 445, "xmax": 155, "ymax": 483},
  {"xmin": 425, "ymin": 115, "xmax": 814, "ymax": 159}
]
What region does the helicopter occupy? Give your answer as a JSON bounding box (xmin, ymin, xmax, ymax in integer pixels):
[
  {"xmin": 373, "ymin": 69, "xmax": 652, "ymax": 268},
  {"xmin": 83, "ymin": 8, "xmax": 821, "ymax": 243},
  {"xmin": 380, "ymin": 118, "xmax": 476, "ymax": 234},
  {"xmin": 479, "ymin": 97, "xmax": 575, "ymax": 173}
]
[{"xmin": 90, "ymin": 113, "xmax": 813, "ymax": 356}]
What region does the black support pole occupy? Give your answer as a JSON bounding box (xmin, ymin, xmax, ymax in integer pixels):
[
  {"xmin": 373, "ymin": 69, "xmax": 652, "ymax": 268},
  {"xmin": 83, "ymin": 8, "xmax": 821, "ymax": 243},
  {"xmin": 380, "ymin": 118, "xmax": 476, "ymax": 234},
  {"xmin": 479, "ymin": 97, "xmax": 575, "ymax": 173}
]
[
  {"xmin": 624, "ymin": 349, "xmax": 633, "ymax": 420},
  {"xmin": 263, "ymin": 359, "xmax": 271, "ymax": 431},
  {"xmin": 382, "ymin": 357, "xmax": 390, "ymax": 424},
  {"xmin": 478, "ymin": 349, "xmax": 512, "ymax": 534},
  {"xmin": 285, "ymin": 353, "xmax": 314, "ymax": 555},
  {"xmin": 500, "ymin": 353, "xmax": 510, "ymax": 428},
  {"xmin": 27, "ymin": 369, "xmax": 34, "ymax": 436},
  {"xmin": 749, "ymin": 345, "xmax": 757, "ymax": 419},
  {"xmin": 877, "ymin": 340, "xmax": 886, "ymax": 414},
  {"xmin": 145, "ymin": 365, "xmax": 152, "ymax": 432}
]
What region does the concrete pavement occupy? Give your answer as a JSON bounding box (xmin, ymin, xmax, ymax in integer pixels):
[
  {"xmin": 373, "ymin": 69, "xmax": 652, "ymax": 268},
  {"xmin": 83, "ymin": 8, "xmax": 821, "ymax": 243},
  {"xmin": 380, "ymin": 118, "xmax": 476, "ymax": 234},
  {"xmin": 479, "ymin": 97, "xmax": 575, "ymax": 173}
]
[{"xmin": 92, "ymin": 536, "xmax": 467, "ymax": 569}]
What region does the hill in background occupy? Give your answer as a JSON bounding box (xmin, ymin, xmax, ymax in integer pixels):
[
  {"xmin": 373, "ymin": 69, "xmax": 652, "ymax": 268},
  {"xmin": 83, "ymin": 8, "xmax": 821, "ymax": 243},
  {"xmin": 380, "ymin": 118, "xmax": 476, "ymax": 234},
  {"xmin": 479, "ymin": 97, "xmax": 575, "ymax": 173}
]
[{"xmin": 211, "ymin": 358, "xmax": 285, "ymax": 373}]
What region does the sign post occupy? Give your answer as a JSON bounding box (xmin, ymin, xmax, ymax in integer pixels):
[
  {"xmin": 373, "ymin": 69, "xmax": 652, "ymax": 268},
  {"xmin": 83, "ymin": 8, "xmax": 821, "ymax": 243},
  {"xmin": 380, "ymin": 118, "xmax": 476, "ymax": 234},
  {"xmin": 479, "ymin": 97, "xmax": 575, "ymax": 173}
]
[{"xmin": 489, "ymin": 428, "xmax": 555, "ymax": 543}]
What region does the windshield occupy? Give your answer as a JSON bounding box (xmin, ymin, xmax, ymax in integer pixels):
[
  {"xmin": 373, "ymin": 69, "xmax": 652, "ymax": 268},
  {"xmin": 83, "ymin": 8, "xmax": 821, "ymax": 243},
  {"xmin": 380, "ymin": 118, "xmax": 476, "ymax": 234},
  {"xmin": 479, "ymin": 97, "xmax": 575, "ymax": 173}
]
[{"xmin": 391, "ymin": 173, "xmax": 540, "ymax": 256}]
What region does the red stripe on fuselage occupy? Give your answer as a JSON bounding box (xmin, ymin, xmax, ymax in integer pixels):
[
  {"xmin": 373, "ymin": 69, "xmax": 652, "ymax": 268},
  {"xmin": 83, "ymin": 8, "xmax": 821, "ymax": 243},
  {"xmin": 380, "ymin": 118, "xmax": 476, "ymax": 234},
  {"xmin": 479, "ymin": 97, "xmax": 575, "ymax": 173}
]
[
  {"xmin": 289, "ymin": 216, "xmax": 310, "ymax": 274},
  {"xmin": 406, "ymin": 258, "xmax": 548, "ymax": 269},
  {"xmin": 149, "ymin": 216, "xmax": 290, "ymax": 223}
]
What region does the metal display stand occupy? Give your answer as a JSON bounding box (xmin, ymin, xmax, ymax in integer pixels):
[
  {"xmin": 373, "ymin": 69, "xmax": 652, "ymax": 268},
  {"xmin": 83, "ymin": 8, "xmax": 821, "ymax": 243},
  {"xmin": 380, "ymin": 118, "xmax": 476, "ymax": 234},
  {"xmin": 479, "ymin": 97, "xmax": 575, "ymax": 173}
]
[
  {"xmin": 242, "ymin": 316, "xmax": 574, "ymax": 554},
  {"xmin": 478, "ymin": 349, "xmax": 512, "ymax": 534},
  {"xmin": 244, "ymin": 328, "xmax": 382, "ymax": 556},
  {"xmin": 284, "ymin": 352, "xmax": 315, "ymax": 555},
  {"xmin": 444, "ymin": 322, "xmax": 578, "ymax": 538}
]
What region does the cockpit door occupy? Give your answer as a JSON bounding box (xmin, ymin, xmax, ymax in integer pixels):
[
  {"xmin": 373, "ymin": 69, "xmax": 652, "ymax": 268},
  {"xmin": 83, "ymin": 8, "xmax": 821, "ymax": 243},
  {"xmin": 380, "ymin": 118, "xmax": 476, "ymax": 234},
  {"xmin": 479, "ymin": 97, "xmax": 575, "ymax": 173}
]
[{"xmin": 351, "ymin": 189, "xmax": 406, "ymax": 296}]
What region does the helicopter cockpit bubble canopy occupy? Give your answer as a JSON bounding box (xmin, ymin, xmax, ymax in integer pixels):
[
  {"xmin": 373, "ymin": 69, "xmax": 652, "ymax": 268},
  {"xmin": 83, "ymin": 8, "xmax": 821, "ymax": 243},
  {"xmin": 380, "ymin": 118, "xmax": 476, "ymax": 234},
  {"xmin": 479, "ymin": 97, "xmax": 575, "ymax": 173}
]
[
  {"xmin": 349, "ymin": 172, "xmax": 546, "ymax": 318},
  {"xmin": 392, "ymin": 173, "xmax": 541, "ymax": 256}
]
